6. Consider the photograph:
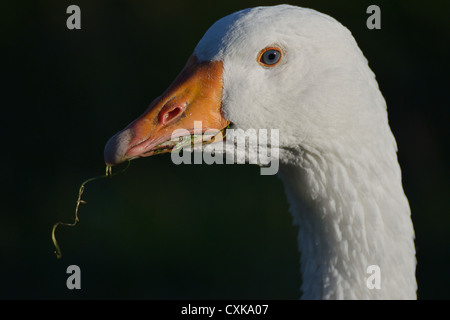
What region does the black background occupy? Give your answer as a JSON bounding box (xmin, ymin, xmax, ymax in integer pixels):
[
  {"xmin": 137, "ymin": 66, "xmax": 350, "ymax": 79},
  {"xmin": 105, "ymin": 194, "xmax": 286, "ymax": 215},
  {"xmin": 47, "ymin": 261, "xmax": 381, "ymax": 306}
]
[{"xmin": 2, "ymin": 0, "xmax": 449, "ymax": 299}]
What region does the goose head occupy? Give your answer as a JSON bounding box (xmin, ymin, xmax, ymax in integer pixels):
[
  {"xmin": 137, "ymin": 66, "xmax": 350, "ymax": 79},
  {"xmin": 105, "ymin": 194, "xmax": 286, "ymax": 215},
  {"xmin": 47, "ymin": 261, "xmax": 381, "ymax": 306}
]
[{"xmin": 104, "ymin": 5, "xmax": 389, "ymax": 166}]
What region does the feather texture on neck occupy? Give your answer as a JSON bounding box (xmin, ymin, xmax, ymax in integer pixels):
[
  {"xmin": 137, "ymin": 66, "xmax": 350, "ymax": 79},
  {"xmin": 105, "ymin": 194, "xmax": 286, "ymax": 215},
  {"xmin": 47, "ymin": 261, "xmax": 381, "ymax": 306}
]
[{"xmin": 278, "ymin": 142, "xmax": 416, "ymax": 299}]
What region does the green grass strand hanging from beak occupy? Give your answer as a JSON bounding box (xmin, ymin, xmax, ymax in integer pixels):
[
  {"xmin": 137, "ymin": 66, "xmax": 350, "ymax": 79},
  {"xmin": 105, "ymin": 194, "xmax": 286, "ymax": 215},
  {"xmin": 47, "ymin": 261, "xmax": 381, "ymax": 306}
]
[{"xmin": 51, "ymin": 161, "xmax": 130, "ymax": 259}]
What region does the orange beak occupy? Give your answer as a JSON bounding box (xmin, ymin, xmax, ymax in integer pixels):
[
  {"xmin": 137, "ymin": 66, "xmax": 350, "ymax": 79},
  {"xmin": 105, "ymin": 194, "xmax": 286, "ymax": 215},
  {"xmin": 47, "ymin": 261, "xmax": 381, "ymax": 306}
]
[{"xmin": 104, "ymin": 56, "xmax": 230, "ymax": 166}]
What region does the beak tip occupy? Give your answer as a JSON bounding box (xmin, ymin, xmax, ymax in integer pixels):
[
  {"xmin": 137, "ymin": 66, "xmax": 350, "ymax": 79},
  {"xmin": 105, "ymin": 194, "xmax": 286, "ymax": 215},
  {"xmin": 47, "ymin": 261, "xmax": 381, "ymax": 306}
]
[{"xmin": 104, "ymin": 129, "xmax": 133, "ymax": 166}]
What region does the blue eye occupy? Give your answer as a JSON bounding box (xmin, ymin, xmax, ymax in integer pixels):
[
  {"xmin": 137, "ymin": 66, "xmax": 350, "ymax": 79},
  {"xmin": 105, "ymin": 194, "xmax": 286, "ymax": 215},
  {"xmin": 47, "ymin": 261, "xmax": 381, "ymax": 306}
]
[{"xmin": 258, "ymin": 47, "xmax": 282, "ymax": 67}]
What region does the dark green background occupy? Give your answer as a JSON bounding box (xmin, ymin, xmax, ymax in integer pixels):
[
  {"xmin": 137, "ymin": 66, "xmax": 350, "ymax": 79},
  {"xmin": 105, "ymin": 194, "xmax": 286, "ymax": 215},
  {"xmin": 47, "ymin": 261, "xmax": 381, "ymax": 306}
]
[{"xmin": 2, "ymin": 0, "xmax": 449, "ymax": 299}]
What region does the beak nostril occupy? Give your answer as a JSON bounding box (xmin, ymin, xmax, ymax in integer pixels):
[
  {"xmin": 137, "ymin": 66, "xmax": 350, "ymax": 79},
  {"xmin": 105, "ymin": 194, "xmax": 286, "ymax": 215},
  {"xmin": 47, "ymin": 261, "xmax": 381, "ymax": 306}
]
[
  {"xmin": 168, "ymin": 107, "xmax": 182, "ymax": 119},
  {"xmin": 160, "ymin": 105, "xmax": 184, "ymax": 125}
]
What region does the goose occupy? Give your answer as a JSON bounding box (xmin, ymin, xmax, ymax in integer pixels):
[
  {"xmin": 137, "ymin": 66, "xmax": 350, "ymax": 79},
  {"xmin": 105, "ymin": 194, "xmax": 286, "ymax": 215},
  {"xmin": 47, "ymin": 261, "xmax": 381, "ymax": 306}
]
[{"xmin": 104, "ymin": 4, "xmax": 416, "ymax": 299}]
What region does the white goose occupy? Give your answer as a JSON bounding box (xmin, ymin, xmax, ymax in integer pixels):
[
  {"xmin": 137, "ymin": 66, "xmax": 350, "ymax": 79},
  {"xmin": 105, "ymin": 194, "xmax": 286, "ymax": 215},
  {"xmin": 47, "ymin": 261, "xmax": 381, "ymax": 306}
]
[{"xmin": 104, "ymin": 5, "xmax": 416, "ymax": 299}]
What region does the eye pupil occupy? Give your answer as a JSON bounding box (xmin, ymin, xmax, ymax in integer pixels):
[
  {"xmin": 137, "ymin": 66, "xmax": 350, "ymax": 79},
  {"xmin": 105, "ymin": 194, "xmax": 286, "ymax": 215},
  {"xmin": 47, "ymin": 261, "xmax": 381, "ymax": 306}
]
[{"xmin": 259, "ymin": 48, "xmax": 282, "ymax": 66}]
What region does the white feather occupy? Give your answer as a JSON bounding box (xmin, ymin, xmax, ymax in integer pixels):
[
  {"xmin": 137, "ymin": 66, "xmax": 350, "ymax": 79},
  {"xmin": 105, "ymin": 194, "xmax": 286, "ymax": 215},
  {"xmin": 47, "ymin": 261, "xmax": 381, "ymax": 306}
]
[{"xmin": 195, "ymin": 5, "xmax": 416, "ymax": 299}]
